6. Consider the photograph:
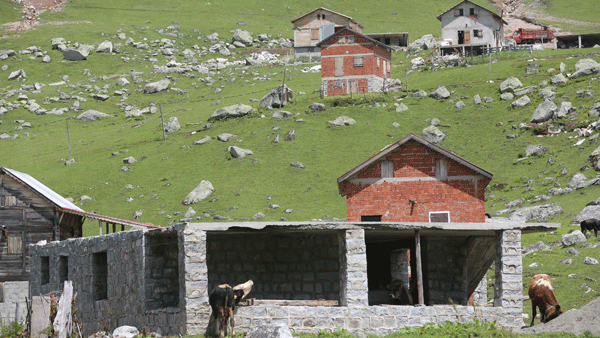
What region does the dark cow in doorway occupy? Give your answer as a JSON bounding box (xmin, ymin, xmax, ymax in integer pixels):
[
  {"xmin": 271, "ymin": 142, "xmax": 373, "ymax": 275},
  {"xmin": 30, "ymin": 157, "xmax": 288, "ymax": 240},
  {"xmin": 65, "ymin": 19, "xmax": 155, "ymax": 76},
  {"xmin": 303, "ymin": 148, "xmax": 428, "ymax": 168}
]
[
  {"xmin": 386, "ymin": 279, "xmax": 413, "ymax": 305},
  {"xmin": 580, "ymin": 218, "xmax": 600, "ymax": 238},
  {"xmin": 209, "ymin": 280, "xmax": 253, "ymax": 337}
]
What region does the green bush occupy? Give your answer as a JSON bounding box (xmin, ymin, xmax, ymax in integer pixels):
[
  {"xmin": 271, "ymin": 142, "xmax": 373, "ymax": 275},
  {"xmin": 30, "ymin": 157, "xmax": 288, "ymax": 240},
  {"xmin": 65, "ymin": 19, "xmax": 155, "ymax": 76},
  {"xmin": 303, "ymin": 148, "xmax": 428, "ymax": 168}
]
[{"xmin": 0, "ymin": 321, "xmax": 25, "ymax": 338}]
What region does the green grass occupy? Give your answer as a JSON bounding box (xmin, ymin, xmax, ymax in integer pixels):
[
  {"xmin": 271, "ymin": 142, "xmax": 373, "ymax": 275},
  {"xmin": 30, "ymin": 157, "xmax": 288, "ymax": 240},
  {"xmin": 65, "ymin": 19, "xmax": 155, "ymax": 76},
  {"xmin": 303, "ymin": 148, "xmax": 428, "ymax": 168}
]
[
  {"xmin": 0, "ymin": 0, "xmax": 21, "ymax": 27},
  {"xmin": 525, "ymin": 0, "xmax": 600, "ymax": 34}
]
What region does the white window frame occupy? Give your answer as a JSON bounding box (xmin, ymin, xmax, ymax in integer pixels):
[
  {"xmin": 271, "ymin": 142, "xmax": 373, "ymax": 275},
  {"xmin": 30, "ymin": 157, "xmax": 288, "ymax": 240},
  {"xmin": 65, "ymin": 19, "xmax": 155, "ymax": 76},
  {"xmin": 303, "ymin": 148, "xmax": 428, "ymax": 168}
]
[
  {"xmin": 354, "ymin": 56, "xmax": 363, "ymax": 67},
  {"xmin": 429, "ymin": 211, "xmax": 450, "ymax": 223}
]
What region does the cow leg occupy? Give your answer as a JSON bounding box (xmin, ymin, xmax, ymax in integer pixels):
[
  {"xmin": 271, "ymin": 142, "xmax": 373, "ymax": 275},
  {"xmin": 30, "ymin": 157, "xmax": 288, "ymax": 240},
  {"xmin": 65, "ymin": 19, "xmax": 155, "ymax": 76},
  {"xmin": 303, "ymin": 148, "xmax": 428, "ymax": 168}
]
[
  {"xmin": 229, "ymin": 308, "xmax": 235, "ymax": 337},
  {"xmin": 530, "ymin": 302, "xmax": 537, "ymax": 327}
]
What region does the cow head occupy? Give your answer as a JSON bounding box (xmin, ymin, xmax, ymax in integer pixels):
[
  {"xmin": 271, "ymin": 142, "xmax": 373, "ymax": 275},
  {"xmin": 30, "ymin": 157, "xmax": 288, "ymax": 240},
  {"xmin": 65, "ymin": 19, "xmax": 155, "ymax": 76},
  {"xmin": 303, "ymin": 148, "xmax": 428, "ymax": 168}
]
[
  {"xmin": 545, "ymin": 304, "xmax": 562, "ymax": 322},
  {"xmin": 386, "ymin": 279, "xmax": 412, "ymax": 305},
  {"xmin": 232, "ymin": 279, "xmax": 253, "ymax": 305}
]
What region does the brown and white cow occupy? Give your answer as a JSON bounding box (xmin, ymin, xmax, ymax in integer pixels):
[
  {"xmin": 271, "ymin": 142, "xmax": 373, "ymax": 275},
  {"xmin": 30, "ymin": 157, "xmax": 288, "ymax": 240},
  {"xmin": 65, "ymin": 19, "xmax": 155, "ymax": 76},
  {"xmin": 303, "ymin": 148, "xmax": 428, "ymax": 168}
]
[
  {"xmin": 209, "ymin": 280, "xmax": 253, "ymax": 337},
  {"xmin": 528, "ymin": 274, "xmax": 562, "ymax": 326}
]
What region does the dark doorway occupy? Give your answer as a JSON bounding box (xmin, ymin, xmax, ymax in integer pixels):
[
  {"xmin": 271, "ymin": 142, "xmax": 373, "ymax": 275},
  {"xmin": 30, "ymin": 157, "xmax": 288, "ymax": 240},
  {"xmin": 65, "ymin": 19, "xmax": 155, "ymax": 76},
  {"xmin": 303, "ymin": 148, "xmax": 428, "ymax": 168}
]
[{"xmin": 458, "ymin": 30, "xmax": 465, "ymax": 44}]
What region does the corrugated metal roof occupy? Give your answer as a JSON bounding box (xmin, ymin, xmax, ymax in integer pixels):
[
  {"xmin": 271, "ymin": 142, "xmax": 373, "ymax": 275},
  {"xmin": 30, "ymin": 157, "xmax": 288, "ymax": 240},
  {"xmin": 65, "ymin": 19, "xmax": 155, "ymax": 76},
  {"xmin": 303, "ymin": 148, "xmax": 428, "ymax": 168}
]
[
  {"xmin": 61, "ymin": 208, "xmax": 160, "ymax": 229},
  {"xmin": 1, "ymin": 167, "xmax": 84, "ymax": 211},
  {"xmin": 336, "ymin": 133, "xmax": 493, "ymax": 196},
  {"xmin": 291, "ymin": 7, "xmax": 364, "ymax": 29}
]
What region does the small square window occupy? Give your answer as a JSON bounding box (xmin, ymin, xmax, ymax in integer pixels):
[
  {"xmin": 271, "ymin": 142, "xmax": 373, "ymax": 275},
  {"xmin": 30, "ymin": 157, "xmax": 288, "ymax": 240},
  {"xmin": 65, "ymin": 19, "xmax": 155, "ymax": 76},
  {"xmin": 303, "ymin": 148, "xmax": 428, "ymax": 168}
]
[
  {"xmin": 322, "ymin": 15, "xmax": 326, "ymax": 20},
  {"xmin": 59, "ymin": 256, "xmax": 69, "ymax": 284},
  {"xmin": 459, "ymin": 9, "xmax": 464, "ymax": 16},
  {"xmin": 347, "ymin": 36, "xmax": 355, "ymax": 44},
  {"xmin": 7, "ymin": 236, "xmax": 22, "ymax": 255},
  {"xmin": 429, "ymin": 212, "xmax": 450, "ymax": 223},
  {"xmin": 361, "ymin": 215, "xmax": 382, "ymax": 222},
  {"xmin": 470, "ymin": 8, "xmax": 476, "ymax": 16},
  {"xmin": 41, "ymin": 256, "xmax": 50, "ymax": 285},
  {"xmin": 338, "ymin": 36, "xmax": 345, "ymax": 44},
  {"xmin": 354, "ymin": 56, "xmax": 363, "ymax": 67}
]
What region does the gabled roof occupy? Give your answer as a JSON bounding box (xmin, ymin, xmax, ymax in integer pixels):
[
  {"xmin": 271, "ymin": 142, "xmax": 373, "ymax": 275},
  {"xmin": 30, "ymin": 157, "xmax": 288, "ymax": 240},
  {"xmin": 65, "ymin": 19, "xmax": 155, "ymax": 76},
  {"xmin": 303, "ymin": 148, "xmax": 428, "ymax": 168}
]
[
  {"xmin": 436, "ymin": 0, "xmax": 508, "ymax": 25},
  {"xmin": 316, "ymin": 27, "xmax": 392, "ymax": 51},
  {"xmin": 336, "ymin": 133, "xmax": 493, "ymax": 196},
  {"xmin": 291, "ymin": 7, "xmax": 364, "ymax": 29},
  {"xmin": 1, "ymin": 166, "xmax": 83, "ymax": 211}
]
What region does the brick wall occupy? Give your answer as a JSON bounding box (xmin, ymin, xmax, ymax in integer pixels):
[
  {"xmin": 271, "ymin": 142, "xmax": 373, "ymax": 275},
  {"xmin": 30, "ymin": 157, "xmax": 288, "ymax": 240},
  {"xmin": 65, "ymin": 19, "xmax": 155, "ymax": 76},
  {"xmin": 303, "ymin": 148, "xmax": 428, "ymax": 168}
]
[{"xmin": 345, "ymin": 141, "xmax": 490, "ymax": 222}]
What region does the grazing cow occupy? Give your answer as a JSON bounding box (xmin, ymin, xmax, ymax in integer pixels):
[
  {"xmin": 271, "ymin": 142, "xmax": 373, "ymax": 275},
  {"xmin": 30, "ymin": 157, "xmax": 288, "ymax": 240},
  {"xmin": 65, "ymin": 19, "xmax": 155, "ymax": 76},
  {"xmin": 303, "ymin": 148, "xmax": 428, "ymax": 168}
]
[
  {"xmin": 580, "ymin": 218, "xmax": 600, "ymax": 238},
  {"xmin": 386, "ymin": 279, "xmax": 413, "ymax": 305},
  {"xmin": 528, "ymin": 274, "xmax": 562, "ymax": 326},
  {"xmin": 209, "ymin": 280, "xmax": 253, "ymax": 337}
]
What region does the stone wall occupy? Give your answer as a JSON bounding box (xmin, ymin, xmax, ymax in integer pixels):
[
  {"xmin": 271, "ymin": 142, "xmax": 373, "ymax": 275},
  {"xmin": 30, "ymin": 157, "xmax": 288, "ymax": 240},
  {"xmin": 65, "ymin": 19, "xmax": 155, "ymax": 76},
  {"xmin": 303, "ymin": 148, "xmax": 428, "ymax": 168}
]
[
  {"xmin": 426, "ymin": 237, "xmax": 468, "ymax": 305},
  {"xmin": 206, "ymin": 233, "xmax": 339, "ymax": 301},
  {"xmin": 29, "ymin": 229, "xmax": 184, "ymax": 335},
  {"xmin": 0, "ymin": 281, "xmax": 28, "ymax": 323}
]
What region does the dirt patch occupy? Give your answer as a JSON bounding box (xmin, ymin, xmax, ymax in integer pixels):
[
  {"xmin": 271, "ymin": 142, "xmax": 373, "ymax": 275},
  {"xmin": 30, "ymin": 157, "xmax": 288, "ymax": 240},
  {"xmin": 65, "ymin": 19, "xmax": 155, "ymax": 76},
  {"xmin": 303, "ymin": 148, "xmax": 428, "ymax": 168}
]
[
  {"xmin": 518, "ymin": 297, "xmax": 600, "ymax": 336},
  {"xmin": 0, "ymin": 0, "xmax": 77, "ymax": 37}
]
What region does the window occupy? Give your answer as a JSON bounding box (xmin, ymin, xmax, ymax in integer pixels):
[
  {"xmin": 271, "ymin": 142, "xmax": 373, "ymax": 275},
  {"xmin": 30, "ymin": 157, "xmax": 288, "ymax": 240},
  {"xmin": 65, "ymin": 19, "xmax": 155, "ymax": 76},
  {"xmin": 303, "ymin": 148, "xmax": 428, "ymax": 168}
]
[
  {"xmin": 41, "ymin": 256, "xmax": 50, "ymax": 285},
  {"xmin": 334, "ymin": 80, "xmax": 343, "ymax": 88},
  {"xmin": 7, "ymin": 236, "xmax": 22, "ymax": 255},
  {"xmin": 347, "ymin": 35, "xmax": 355, "ymax": 44},
  {"xmin": 377, "ymin": 58, "xmax": 380, "ymax": 68},
  {"xmin": 435, "ymin": 158, "xmax": 448, "ymax": 179},
  {"xmin": 317, "ymin": 14, "xmax": 321, "ymax": 19},
  {"xmin": 322, "ymin": 15, "xmax": 326, "ymax": 20},
  {"xmin": 474, "ymin": 29, "xmax": 483, "ymax": 38},
  {"xmin": 310, "ymin": 28, "xmax": 319, "ymax": 40},
  {"xmin": 454, "ymin": 8, "xmax": 464, "ymax": 16},
  {"xmin": 59, "ymin": 256, "xmax": 69, "ymax": 284},
  {"xmin": 470, "ymin": 7, "xmax": 477, "ymax": 16},
  {"xmin": 338, "ymin": 36, "xmax": 345, "ymax": 44},
  {"xmin": 381, "ymin": 160, "xmax": 393, "ymax": 178},
  {"xmin": 92, "ymin": 252, "xmax": 108, "ymax": 300},
  {"xmin": 361, "ymin": 215, "xmax": 382, "ymax": 222},
  {"xmin": 354, "ymin": 56, "xmax": 363, "ymax": 67},
  {"xmin": 1, "ymin": 195, "xmax": 16, "ymax": 207},
  {"xmin": 429, "ymin": 212, "xmax": 450, "ymax": 223}
]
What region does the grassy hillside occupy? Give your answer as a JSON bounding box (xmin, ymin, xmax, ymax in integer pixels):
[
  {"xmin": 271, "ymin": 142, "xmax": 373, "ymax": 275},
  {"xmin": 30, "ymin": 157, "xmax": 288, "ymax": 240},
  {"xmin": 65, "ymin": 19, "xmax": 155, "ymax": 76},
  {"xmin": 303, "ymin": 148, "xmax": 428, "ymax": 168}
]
[{"xmin": 1, "ymin": 0, "xmax": 600, "ymax": 323}]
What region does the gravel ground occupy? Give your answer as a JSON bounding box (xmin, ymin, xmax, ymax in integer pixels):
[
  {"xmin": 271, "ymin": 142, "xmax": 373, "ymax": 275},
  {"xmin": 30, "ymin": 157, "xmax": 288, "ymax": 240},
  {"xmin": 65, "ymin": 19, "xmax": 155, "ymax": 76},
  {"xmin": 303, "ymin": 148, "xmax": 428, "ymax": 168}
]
[{"xmin": 517, "ymin": 297, "xmax": 600, "ymax": 336}]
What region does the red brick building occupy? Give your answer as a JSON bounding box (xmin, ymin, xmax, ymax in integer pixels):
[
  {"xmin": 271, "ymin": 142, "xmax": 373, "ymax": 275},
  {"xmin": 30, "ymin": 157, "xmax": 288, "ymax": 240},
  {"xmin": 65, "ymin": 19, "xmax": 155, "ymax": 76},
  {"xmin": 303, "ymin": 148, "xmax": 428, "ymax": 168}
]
[
  {"xmin": 317, "ymin": 27, "xmax": 393, "ymax": 96},
  {"xmin": 337, "ymin": 133, "xmax": 492, "ymax": 223}
]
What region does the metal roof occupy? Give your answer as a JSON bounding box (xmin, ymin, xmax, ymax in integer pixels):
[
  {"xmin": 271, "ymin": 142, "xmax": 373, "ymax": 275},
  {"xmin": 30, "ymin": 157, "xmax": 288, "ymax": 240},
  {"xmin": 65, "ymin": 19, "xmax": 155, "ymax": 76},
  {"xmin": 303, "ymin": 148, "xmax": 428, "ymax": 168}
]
[
  {"xmin": 316, "ymin": 27, "xmax": 393, "ymax": 50},
  {"xmin": 291, "ymin": 7, "xmax": 364, "ymax": 29},
  {"xmin": 61, "ymin": 208, "xmax": 160, "ymax": 229},
  {"xmin": 1, "ymin": 167, "xmax": 84, "ymax": 211},
  {"xmin": 336, "ymin": 133, "xmax": 493, "ymax": 196}
]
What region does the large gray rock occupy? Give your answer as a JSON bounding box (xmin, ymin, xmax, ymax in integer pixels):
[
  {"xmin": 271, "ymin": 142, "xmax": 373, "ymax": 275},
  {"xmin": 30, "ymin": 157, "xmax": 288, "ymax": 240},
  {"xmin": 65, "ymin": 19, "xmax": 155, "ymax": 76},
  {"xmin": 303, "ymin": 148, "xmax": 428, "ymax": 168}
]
[
  {"xmin": 525, "ymin": 144, "xmax": 549, "ymax": 157},
  {"xmin": 8, "ymin": 69, "xmax": 26, "ymax": 80},
  {"xmin": 408, "ymin": 34, "xmax": 437, "ymax": 51},
  {"xmin": 395, "ymin": 102, "xmax": 409, "ymax": 112},
  {"xmin": 551, "ymin": 73, "xmax": 568, "ymax": 84},
  {"xmin": 272, "ymin": 110, "xmax": 292, "ymax": 119},
  {"xmin": 309, "ymin": 103, "xmax": 325, "ymax": 112},
  {"xmin": 144, "ymin": 78, "xmax": 171, "ymax": 94},
  {"xmin": 232, "ymin": 29, "xmax": 253, "ymax": 47},
  {"xmin": 510, "ymin": 95, "xmax": 531, "ymax": 108},
  {"xmin": 51, "ymin": 37, "xmax": 67, "ymax": 50},
  {"xmin": 412, "ymin": 90, "xmax": 427, "ymax": 98},
  {"xmin": 228, "ymin": 146, "xmax": 253, "ymax": 159},
  {"xmin": 568, "ymin": 173, "xmax": 587, "ymax": 188},
  {"xmin": 584, "ymin": 257, "xmax": 599, "ymax": 265},
  {"xmin": 327, "ymin": 116, "xmax": 356, "ymax": 126},
  {"xmin": 113, "ymin": 326, "xmax": 139, "ymax": 338},
  {"xmin": 63, "ymin": 47, "xmax": 90, "ymax": 61},
  {"xmin": 96, "ymin": 40, "xmax": 113, "ymax": 53},
  {"xmin": 556, "ymin": 101, "xmax": 575, "ymax": 118},
  {"xmin": 217, "ymin": 133, "xmax": 236, "ymax": 142},
  {"xmin": 259, "ymin": 84, "xmax": 293, "ymax": 108},
  {"xmin": 499, "ymin": 77, "xmax": 523, "ymax": 93},
  {"xmin": 164, "ymin": 117, "xmax": 181, "ymax": 134},
  {"xmin": 76, "ymin": 110, "xmax": 113, "ymax": 121},
  {"xmin": 454, "ymin": 101, "xmax": 465, "ymax": 109},
  {"xmin": 523, "ymin": 241, "xmax": 551, "ymax": 255},
  {"xmin": 208, "ymin": 104, "xmax": 252, "ymax": 121},
  {"xmin": 422, "ymin": 125, "xmax": 445, "ymax": 143},
  {"xmin": 246, "ymin": 324, "xmax": 293, "ymax": 338},
  {"xmin": 514, "ymin": 86, "xmax": 536, "ymax": 96},
  {"xmin": 507, "ymin": 203, "xmax": 563, "ymax": 222},
  {"xmin": 561, "ymin": 230, "xmax": 587, "ymax": 247},
  {"xmin": 531, "ymin": 100, "xmax": 557, "ymax": 123},
  {"xmin": 473, "ymin": 94, "xmax": 481, "ymax": 105},
  {"xmin": 183, "ymin": 180, "xmax": 214, "ymax": 205},
  {"xmin": 574, "ymin": 205, "xmax": 600, "ymax": 222},
  {"xmin": 571, "ymin": 58, "xmax": 600, "ymax": 79},
  {"xmin": 429, "ymin": 86, "xmax": 450, "ymax": 99}
]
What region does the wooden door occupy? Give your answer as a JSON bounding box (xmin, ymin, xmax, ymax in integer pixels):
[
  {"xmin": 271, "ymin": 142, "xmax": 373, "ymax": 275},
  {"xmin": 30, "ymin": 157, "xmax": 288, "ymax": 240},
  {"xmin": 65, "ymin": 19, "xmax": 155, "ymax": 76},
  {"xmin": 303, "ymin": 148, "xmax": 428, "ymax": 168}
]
[
  {"xmin": 350, "ymin": 80, "xmax": 358, "ymax": 94},
  {"xmin": 334, "ymin": 57, "xmax": 344, "ymax": 77},
  {"xmin": 465, "ymin": 30, "xmax": 471, "ymax": 45}
]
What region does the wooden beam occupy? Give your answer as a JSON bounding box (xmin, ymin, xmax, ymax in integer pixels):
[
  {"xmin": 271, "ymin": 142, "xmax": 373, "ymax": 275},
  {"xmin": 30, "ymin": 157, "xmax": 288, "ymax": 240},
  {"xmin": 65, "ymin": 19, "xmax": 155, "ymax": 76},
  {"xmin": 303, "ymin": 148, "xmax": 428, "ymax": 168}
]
[
  {"xmin": 112, "ymin": 223, "xmax": 116, "ymax": 233},
  {"xmin": 121, "ymin": 224, "xmax": 125, "ymax": 232},
  {"xmin": 105, "ymin": 222, "xmax": 109, "ymax": 235},
  {"xmin": 415, "ymin": 230, "xmax": 424, "ymax": 305}
]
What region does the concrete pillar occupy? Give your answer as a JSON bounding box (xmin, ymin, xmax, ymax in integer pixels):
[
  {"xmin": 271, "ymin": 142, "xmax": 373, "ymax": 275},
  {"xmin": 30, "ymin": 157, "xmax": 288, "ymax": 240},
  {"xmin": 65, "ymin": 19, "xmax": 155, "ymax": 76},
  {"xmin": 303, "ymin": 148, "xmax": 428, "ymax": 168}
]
[
  {"xmin": 390, "ymin": 249, "xmax": 409, "ymax": 287},
  {"xmin": 579, "ymin": 35, "xmax": 582, "ymax": 49},
  {"xmin": 338, "ymin": 229, "xmax": 368, "ymax": 307},
  {"xmin": 494, "ymin": 230, "xmax": 523, "ymax": 328},
  {"xmin": 183, "ymin": 226, "xmax": 210, "ymax": 334},
  {"xmin": 472, "ymin": 273, "xmax": 488, "ymax": 306}
]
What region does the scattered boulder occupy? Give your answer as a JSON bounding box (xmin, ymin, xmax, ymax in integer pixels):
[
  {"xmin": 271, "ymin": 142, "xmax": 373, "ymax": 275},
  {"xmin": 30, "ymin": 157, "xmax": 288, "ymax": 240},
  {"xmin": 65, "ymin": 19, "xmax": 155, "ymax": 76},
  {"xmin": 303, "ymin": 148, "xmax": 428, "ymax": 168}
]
[
  {"xmin": 132, "ymin": 210, "xmax": 143, "ymax": 220},
  {"xmin": 500, "ymin": 93, "xmax": 514, "ymax": 101},
  {"xmin": 412, "ymin": 90, "xmax": 427, "ymax": 98},
  {"xmin": 525, "ymin": 144, "xmax": 549, "ymax": 157},
  {"xmin": 309, "ymin": 103, "xmax": 325, "ymax": 112},
  {"xmin": 510, "ymin": 95, "xmax": 531, "ymax": 108},
  {"xmin": 555, "ymin": 102, "xmax": 575, "ymax": 118},
  {"xmin": 328, "ymin": 116, "xmax": 356, "ymax": 126},
  {"xmin": 113, "ymin": 326, "xmax": 139, "ymax": 338},
  {"xmin": 51, "ymin": 37, "xmax": 67, "ymax": 51},
  {"xmin": 507, "ymin": 202, "xmax": 563, "ymax": 222},
  {"xmin": 183, "ymin": 180, "xmax": 214, "ymax": 205},
  {"xmin": 217, "ymin": 133, "xmax": 236, "ymax": 142},
  {"xmin": 561, "ymin": 230, "xmax": 587, "ymax": 247},
  {"xmin": 531, "ymin": 100, "xmax": 558, "ymax": 123},
  {"xmin": 408, "ymin": 34, "xmax": 437, "ymax": 51},
  {"xmin": 473, "ymin": 94, "xmax": 482, "ymax": 105},
  {"xmin": 259, "ymin": 84, "xmax": 293, "ymax": 108},
  {"xmin": 290, "ymin": 161, "xmax": 305, "ymax": 169},
  {"xmin": 96, "ymin": 40, "xmax": 113, "ymax": 53},
  {"xmin": 232, "ymin": 29, "xmax": 253, "ymax": 47},
  {"xmin": 194, "ymin": 135, "xmax": 211, "ymax": 145},
  {"xmin": 584, "ymin": 257, "xmax": 599, "ymax": 265},
  {"xmin": 570, "ymin": 58, "xmax": 600, "ymax": 79},
  {"xmin": 228, "ymin": 146, "xmax": 253, "ymax": 159},
  {"xmin": 122, "ymin": 156, "xmax": 136, "ymax": 164},
  {"xmin": 184, "ymin": 207, "xmax": 197, "ymax": 218},
  {"xmin": 76, "ymin": 110, "xmax": 113, "ymax": 121},
  {"xmin": 144, "ymin": 78, "xmax": 171, "ymax": 94},
  {"xmin": 385, "ymin": 79, "xmax": 403, "ymax": 92},
  {"xmin": 523, "ymin": 241, "xmax": 551, "ymax": 255},
  {"xmin": 63, "ymin": 47, "xmax": 90, "ymax": 61},
  {"xmin": 573, "ymin": 205, "xmax": 600, "ymax": 222},
  {"xmin": 251, "ymin": 212, "xmax": 265, "ymax": 220},
  {"xmin": 514, "ymin": 86, "xmax": 536, "ymax": 96},
  {"xmin": 454, "ymin": 101, "xmax": 465, "ymax": 109},
  {"xmin": 568, "ymin": 173, "xmax": 587, "ymax": 188},
  {"xmin": 551, "ymin": 73, "xmax": 568, "ymax": 84},
  {"xmin": 272, "ymin": 110, "xmax": 292, "ymax": 119},
  {"xmin": 8, "ymin": 69, "xmax": 26, "ymax": 80},
  {"xmin": 499, "ymin": 77, "xmax": 523, "ymax": 93},
  {"xmin": 209, "ymin": 104, "xmax": 252, "ymax": 121},
  {"xmin": 395, "ymin": 102, "xmax": 409, "ymax": 112},
  {"xmin": 422, "ymin": 125, "xmax": 445, "ymax": 143},
  {"xmin": 164, "ymin": 117, "xmax": 181, "ymax": 134},
  {"xmin": 429, "ymin": 86, "xmax": 450, "ymax": 100}
]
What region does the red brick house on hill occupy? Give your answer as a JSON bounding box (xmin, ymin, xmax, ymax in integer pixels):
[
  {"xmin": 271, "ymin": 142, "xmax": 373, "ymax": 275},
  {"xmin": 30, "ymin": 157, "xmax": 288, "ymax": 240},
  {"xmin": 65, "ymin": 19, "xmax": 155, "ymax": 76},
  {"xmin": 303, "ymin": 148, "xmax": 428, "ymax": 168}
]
[
  {"xmin": 337, "ymin": 133, "xmax": 493, "ymax": 223},
  {"xmin": 317, "ymin": 27, "xmax": 393, "ymax": 96}
]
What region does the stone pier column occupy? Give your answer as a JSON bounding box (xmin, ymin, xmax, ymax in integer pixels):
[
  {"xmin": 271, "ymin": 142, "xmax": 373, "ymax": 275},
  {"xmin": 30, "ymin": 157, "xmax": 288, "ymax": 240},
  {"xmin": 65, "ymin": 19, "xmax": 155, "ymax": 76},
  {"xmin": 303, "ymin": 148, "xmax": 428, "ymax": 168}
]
[
  {"xmin": 390, "ymin": 249, "xmax": 409, "ymax": 287},
  {"xmin": 338, "ymin": 229, "xmax": 368, "ymax": 307},
  {"xmin": 183, "ymin": 226, "xmax": 210, "ymax": 334},
  {"xmin": 494, "ymin": 230, "xmax": 523, "ymax": 328}
]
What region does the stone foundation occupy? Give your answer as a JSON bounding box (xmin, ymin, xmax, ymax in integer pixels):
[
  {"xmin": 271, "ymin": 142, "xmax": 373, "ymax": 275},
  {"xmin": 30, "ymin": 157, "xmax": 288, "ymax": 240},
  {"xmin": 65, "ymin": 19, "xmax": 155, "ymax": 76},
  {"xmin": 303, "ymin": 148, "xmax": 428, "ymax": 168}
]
[{"xmin": 0, "ymin": 281, "xmax": 28, "ymax": 323}]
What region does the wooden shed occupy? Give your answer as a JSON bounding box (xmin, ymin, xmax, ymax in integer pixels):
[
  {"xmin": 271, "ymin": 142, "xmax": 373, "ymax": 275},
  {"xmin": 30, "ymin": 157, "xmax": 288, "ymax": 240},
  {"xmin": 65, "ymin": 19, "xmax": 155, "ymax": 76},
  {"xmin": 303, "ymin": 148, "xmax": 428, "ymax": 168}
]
[{"xmin": 0, "ymin": 167, "xmax": 84, "ymax": 282}]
